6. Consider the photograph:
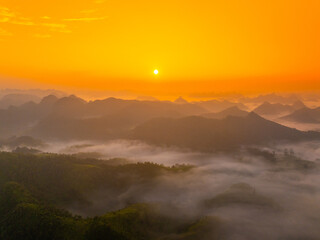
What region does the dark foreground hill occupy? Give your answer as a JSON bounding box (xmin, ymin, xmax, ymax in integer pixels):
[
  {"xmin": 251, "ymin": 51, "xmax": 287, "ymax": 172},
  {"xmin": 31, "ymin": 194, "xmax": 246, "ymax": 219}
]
[
  {"xmin": 132, "ymin": 112, "xmax": 320, "ymax": 151},
  {"xmin": 0, "ymin": 152, "xmax": 221, "ymax": 240}
]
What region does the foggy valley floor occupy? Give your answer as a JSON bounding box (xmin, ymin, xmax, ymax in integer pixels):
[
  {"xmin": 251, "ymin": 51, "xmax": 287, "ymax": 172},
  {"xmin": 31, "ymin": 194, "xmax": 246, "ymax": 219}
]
[{"xmin": 1, "ymin": 140, "xmax": 320, "ymax": 240}]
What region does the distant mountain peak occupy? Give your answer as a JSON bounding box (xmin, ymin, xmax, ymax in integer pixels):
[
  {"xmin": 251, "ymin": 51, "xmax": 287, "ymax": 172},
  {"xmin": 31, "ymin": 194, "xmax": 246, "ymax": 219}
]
[
  {"xmin": 292, "ymin": 100, "xmax": 306, "ymax": 110},
  {"xmin": 247, "ymin": 111, "xmax": 264, "ymax": 119},
  {"xmin": 68, "ymin": 94, "xmax": 82, "ymax": 100},
  {"xmin": 174, "ymin": 96, "xmax": 188, "ymax": 104},
  {"xmin": 52, "ymin": 95, "xmax": 87, "ymax": 116},
  {"xmin": 40, "ymin": 95, "xmax": 58, "ymax": 104},
  {"xmin": 58, "ymin": 95, "xmax": 86, "ymax": 103},
  {"xmin": 136, "ymin": 96, "xmax": 158, "ymax": 101},
  {"xmin": 280, "ymin": 106, "xmax": 320, "ymax": 123},
  {"xmin": 253, "ymin": 101, "xmax": 295, "ymax": 116},
  {"xmin": 261, "ymin": 101, "xmax": 272, "ymax": 105}
]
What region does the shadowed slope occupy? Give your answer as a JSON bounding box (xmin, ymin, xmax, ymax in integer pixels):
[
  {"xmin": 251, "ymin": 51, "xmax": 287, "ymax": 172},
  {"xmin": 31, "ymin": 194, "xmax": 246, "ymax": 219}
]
[{"xmin": 132, "ymin": 113, "xmax": 320, "ymax": 151}]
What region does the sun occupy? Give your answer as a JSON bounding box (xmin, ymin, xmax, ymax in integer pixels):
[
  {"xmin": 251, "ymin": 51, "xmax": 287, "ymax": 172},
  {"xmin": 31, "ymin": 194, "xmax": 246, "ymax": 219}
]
[{"xmin": 153, "ymin": 69, "xmax": 159, "ymax": 75}]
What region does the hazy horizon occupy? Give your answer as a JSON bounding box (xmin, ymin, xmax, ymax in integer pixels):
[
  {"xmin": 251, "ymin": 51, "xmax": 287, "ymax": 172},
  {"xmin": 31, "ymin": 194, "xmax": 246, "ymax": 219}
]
[{"xmin": 2, "ymin": 86, "xmax": 320, "ymax": 102}]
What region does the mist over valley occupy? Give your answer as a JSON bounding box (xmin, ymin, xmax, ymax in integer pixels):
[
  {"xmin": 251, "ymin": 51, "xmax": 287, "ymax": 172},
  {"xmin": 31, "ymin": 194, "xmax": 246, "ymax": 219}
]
[{"xmin": 1, "ymin": 91, "xmax": 320, "ymax": 239}]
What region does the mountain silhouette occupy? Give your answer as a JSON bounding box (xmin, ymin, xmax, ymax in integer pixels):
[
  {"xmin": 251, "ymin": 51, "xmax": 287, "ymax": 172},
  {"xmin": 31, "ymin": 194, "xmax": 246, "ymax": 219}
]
[
  {"xmin": 174, "ymin": 96, "xmax": 188, "ymax": 104},
  {"xmin": 30, "ymin": 97, "xmax": 208, "ymax": 140},
  {"xmin": 0, "ymin": 94, "xmax": 41, "ymax": 109},
  {"xmin": 280, "ymin": 107, "xmax": 320, "ymax": 123},
  {"xmin": 40, "ymin": 94, "xmax": 59, "ymax": 106},
  {"xmin": 252, "ymin": 102, "xmax": 296, "ymax": 116},
  {"xmin": 292, "ymin": 100, "xmax": 307, "ymax": 110},
  {"xmin": 194, "ymin": 99, "xmax": 248, "ymax": 112},
  {"xmin": 0, "ymin": 95, "xmax": 59, "ymax": 137},
  {"xmin": 132, "ymin": 112, "xmax": 320, "ymax": 152},
  {"xmin": 202, "ymin": 106, "xmax": 248, "ymax": 119},
  {"xmin": 240, "ymin": 93, "xmax": 300, "ymax": 105}
]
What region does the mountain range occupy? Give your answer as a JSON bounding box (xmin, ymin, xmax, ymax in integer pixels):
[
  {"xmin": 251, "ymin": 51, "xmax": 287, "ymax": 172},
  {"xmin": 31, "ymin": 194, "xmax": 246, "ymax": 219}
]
[
  {"xmin": 280, "ymin": 107, "xmax": 320, "ymax": 123},
  {"xmin": 132, "ymin": 112, "xmax": 320, "ymax": 152},
  {"xmin": 0, "ymin": 94, "xmax": 318, "ymax": 151},
  {"xmin": 201, "ymin": 106, "xmax": 248, "ymax": 119},
  {"xmin": 252, "ymin": 101, "xmax": 306, "ymax": 116}
]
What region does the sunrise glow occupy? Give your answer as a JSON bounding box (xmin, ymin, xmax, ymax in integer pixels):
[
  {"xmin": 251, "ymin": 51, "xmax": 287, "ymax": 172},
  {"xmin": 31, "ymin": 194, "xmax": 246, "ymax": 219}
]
[{"xmin": 0, "ymin": 0, "xmax": 320, "ymax": 97}]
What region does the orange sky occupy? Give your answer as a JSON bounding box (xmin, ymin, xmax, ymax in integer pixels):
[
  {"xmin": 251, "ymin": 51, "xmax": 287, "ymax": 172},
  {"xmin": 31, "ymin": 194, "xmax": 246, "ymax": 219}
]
[{"xmin": 0, "ymin": 0, "xmax": 320, "ymax": 98}]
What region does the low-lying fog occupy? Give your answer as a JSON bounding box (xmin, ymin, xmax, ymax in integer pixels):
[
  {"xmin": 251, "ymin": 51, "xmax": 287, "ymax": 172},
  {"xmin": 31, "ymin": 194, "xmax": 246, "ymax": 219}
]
[{"xmin": 32, "ymin": 139, "xmax": 320, "ymax": 240}]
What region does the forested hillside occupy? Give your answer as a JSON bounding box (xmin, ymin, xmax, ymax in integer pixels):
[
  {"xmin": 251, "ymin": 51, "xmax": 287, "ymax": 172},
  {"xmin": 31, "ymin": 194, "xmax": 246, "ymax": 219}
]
[{"xmin": 0, "ymin": 152, "xmax": 222, "ymax": 240}]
